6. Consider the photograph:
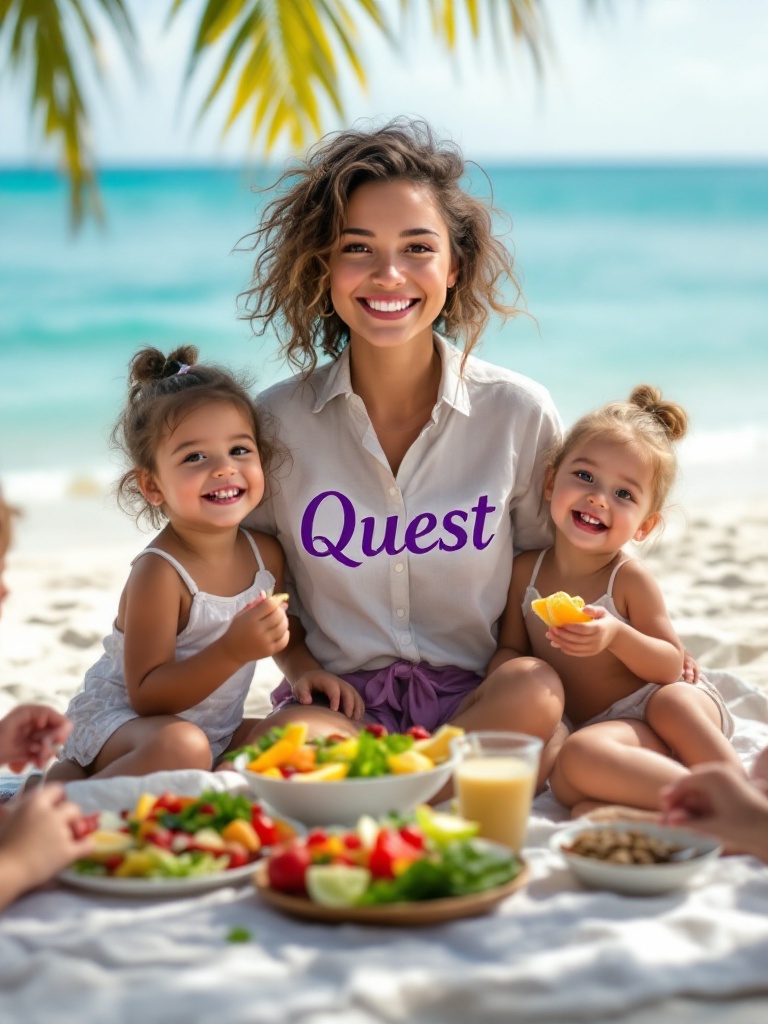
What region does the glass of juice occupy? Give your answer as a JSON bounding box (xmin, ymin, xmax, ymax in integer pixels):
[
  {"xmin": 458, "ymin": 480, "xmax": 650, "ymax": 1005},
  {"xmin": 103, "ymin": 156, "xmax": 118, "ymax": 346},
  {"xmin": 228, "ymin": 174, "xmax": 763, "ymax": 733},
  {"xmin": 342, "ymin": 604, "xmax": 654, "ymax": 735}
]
[{"xmin": 451, "ymin": 732, "xmax": 543, "ymax": 851}]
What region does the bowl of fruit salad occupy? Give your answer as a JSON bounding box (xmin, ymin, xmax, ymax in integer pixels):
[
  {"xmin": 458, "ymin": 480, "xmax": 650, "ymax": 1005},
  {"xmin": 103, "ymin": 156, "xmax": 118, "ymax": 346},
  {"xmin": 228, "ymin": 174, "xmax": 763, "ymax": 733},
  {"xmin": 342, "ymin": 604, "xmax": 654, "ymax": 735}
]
[
  {"xmin": 224, "ymin": 722, "xmax": 463, "ymax": 827},
  {"xmin": 59, "ymin": 789, "xmax": 298, "ymax": 896},
  {"xmin": 253, "ymin": 804, "xmax": 528, "ymax": 924}
]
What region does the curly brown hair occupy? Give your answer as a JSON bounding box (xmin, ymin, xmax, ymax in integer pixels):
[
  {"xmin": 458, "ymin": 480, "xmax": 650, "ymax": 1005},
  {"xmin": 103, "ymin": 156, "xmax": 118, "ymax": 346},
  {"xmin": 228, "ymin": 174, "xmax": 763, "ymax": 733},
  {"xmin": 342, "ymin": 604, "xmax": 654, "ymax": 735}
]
[
  {"xmin": 113, "ymin": 345, "xmax": 280, "ymax": 529},
  {"xmin": 240, "ymin": 117, "xmax": 522, "ymax": 374},
  {"xmin": 547, "ymin": 385, "xmax": 689, "ymax": 516}
]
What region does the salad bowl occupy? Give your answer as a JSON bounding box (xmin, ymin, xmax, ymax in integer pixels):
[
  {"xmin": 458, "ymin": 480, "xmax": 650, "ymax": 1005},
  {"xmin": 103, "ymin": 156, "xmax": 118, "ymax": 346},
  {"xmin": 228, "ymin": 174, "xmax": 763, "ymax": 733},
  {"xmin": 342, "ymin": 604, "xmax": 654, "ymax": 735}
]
[
  {"xmin": 235, "ymin": 754, "xmax": 458, "ymax": 827},
  {"xmin": 231, "ymin": 723, "xmax": 461, "ymax": 827}
]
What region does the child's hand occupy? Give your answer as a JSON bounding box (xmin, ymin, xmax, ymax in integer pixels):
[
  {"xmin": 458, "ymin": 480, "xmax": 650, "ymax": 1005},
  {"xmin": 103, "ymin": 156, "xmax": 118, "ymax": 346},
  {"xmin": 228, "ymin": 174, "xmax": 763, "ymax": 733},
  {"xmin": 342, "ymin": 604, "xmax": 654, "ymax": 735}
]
[
  {"xmin": 0, "ymin": 784, "xmax": 95, "ymax": 902},
  {"xmin": 659, "ymin": 764, "xmax": 768, "ymax": 861},
  {"xmin": 0, "ymin": 704, "xmax": 71, "ymax": 773},
  {"xmin": 546, "ymin": 606, "xmax": 619, "ymax": 657},
  {"xmin": 290, "ymin": 671, "xmax": 365, "ymax": 720},
  {"xmin": 224, "ymin": 591, "xmax": 290, "ymax": 663}
]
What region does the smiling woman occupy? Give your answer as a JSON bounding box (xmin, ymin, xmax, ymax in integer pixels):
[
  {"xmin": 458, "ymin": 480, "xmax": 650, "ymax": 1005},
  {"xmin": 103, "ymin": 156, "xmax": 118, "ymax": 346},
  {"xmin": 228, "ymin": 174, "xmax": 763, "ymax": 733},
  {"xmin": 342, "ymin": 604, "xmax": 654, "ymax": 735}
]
[{"xmin": 238, "ymin": 118, "xmax": 567, "ymax": 784}]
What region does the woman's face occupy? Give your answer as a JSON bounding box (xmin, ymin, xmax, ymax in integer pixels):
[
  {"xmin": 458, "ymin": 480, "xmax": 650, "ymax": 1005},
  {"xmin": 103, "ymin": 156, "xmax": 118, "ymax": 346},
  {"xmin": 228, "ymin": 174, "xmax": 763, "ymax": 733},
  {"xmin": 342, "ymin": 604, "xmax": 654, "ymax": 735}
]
[{"xmin": 327, "ymin": 179, "xmax": 457, "ymax": 353}]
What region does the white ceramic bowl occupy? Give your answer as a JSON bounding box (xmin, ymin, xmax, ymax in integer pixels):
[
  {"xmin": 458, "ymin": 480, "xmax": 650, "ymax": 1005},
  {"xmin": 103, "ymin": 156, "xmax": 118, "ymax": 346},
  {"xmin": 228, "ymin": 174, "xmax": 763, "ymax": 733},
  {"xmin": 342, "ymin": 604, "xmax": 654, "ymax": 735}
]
[
  {"xmin": 550, "ymin": 820, "xmax": 722, "ymax": 896},
  {"xmin": 234, "ymin": 752, "xmax": 458, "ymax": 827}
]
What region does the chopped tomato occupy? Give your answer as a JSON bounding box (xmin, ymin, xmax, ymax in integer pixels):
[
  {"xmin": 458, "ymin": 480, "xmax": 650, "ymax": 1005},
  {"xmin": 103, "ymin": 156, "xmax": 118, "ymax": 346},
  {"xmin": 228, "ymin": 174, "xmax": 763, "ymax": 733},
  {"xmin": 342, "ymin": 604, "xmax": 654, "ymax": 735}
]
[
  {"xmin": 267, "ymin": 841, "xmax": 312, "ymax": 894},
  {"xmin": 406, "ymin": 725, "xmax": 431, "ymax": 740}
]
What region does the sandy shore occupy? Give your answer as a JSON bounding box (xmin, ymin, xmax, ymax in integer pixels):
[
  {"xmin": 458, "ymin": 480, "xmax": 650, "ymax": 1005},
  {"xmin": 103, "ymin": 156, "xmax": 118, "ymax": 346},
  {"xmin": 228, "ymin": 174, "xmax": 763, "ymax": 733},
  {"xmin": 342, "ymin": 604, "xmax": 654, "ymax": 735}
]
[{"xmin": 1, "ymin": 489, "xmax": 767, "ymax": 745}]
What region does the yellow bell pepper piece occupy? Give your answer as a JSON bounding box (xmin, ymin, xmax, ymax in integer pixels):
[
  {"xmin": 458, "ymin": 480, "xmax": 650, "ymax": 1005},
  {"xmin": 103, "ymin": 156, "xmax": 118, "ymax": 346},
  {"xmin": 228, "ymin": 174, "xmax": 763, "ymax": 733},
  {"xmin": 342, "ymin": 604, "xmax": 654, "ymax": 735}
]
[
  {"xmin": 387, "ymin": 750, "xmax": 435, "ymax": 775},
  {"xmin": 248, "ymin": 722, "xmax": 309, "ymax": 772}
]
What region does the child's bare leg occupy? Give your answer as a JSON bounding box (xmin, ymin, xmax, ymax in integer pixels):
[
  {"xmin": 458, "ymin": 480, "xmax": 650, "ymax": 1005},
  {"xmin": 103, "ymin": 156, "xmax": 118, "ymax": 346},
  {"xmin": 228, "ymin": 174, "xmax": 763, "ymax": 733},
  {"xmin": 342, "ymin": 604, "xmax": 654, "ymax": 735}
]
[
  {"xmin": 89, "ymin": 717, "xmax": 213, "ymax": 779},
  {"xmin": 451, "ymin": 657, "xmax": 565, "ymax": 791},
  {"xmin": 550, "ymin": 719, "xmax": 689, "ymax": 811},
  {"xmin": 645, "ymin": 683, "xmax": 744, "ymax": 773},
  {"xmin": 45, "ymin": 759, "xmax": 88, "ymax": 784}
]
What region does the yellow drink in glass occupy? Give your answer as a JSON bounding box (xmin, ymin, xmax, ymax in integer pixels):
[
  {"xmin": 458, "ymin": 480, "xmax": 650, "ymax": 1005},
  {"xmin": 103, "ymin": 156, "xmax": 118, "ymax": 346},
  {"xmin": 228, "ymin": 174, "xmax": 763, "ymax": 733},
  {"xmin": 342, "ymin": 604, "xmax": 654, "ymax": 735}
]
[{"xmin": 452, "ymin": 733, "xmax": 542, "ymax": 852}]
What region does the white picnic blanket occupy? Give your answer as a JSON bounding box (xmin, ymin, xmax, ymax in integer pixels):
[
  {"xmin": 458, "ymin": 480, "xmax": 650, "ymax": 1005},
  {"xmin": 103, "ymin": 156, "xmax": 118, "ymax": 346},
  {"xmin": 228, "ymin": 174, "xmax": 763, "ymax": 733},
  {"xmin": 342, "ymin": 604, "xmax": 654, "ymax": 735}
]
[{"xmin": 1, "ymin": 669, "xmax": 768, "ymax": 1024}]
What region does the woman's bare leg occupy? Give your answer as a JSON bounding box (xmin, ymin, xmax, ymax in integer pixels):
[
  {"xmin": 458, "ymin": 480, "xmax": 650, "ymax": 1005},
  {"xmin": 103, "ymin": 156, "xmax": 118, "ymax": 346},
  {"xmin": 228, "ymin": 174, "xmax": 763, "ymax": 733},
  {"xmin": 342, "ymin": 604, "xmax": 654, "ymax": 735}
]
[{"xmin": 451, "ymin": 657, "xmax": 565, "ymax": 791}]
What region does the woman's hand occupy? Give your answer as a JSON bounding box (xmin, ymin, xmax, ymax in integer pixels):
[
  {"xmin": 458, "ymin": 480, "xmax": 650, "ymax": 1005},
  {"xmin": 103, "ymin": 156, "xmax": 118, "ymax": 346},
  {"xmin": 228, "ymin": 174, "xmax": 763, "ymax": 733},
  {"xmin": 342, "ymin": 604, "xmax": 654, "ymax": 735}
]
[
  {"xmin": 546, "ymin": 606, "xmax": 620, "ymax": 657},
  {"xmin": 290, "ymin": 670, "xmax": 365, "ymax": 720},
  {"xmin": 0, "ymin": 784, "xmax": 95, "ymax": 908},
  {"xmin": 0, "ymin": 704, "xmax": 71, "ymax": 773},
  {"xmin": 224, "ymin": 592, "xmax": 290, "ymax": 663}
]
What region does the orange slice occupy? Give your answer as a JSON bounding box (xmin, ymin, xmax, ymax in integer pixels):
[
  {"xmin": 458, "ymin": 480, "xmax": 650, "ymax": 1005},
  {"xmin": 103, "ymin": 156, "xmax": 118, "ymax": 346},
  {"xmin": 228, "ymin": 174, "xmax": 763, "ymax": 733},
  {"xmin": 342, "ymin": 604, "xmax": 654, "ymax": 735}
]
[{"xmin": 531, "ymin": 591, "xmax": 592, "ymax": 627}]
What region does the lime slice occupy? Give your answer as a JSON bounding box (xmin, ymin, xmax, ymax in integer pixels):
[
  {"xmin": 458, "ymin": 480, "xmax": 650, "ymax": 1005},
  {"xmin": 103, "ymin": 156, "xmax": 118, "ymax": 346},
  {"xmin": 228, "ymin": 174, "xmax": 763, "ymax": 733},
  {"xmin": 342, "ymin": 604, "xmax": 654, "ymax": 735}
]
[
  {"xmin": 414, "ymin": 804, "xmax": 479, "ymax": 845},
  {"xmin": 305, "ymin": 865, "xmax": 372, "ymax": 907}
]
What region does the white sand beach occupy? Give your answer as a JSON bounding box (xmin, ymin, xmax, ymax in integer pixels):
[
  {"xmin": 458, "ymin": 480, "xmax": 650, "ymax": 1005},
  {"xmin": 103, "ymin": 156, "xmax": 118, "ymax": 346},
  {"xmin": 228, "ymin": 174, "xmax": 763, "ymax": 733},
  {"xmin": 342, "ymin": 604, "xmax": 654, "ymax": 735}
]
[{"xmin": 2, "ymin": 469, "xmax": 767, "ymax": 730}]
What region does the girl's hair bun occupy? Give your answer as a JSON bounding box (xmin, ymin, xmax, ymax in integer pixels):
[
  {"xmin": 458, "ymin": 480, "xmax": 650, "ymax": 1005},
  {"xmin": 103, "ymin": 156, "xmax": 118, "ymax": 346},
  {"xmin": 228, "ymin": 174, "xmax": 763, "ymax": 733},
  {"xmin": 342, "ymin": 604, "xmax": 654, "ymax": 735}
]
[
  {"xmin": 629, "ymin": 384, "xmax": 688, "ymax": 443},
  {"xmin": 129, "ymin": 346, "xmax": 200, "ymax": 388}
]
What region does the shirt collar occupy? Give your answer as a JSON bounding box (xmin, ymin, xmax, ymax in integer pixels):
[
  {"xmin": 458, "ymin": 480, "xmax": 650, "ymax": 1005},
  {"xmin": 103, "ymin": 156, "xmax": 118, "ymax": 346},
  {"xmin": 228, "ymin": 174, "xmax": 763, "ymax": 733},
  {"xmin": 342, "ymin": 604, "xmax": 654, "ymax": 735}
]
[{"xmin": 312, "ymin": 333, "xmax": 471, "ymax": 416}]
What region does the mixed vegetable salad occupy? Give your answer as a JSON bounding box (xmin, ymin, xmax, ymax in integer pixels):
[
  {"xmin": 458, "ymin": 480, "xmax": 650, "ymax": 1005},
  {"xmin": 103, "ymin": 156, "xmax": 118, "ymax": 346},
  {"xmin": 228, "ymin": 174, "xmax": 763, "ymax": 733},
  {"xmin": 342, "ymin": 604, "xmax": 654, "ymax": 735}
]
[
  {"xmin": 70, "ymin": 790, "xmax": 295, "ymax": 880},
  {"xmin": 224, "ymin": 722, "xmax": 463, "ymax": 781},
  {"xmin": 264, "ymin": 805, "xmax": 522, "ymax": 907}
]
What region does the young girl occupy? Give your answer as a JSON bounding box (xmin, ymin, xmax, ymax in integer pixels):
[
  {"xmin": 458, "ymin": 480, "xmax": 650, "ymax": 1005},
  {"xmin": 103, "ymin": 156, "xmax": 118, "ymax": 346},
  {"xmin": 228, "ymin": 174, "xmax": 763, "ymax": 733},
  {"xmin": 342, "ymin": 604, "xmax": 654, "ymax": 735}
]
[
  {"xmin": 493, "ymin": 384, "xmax": 742, "ymax": 813},
  {"xmin": 48, "ymin": 345, "xmax": 356, "ymax": 781},
  {"xmin": 238, "ymin": 117, "xmax": 567, "ymax": 785}
]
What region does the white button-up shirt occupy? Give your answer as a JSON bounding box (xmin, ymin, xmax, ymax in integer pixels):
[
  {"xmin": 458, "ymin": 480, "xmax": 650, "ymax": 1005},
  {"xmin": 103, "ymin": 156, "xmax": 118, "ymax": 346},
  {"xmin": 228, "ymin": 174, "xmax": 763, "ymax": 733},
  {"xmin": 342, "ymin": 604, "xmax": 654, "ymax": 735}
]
[{"xmin": 246, "ymin": 335, "xmax": 561, "ymax": 676}]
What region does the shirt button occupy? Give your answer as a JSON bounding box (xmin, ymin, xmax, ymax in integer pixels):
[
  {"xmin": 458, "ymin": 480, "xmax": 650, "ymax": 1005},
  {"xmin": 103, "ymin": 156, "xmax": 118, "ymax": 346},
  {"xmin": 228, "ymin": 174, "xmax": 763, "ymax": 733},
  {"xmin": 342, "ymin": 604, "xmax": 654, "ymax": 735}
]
[
  {"xmin": 396, "ymin": 608, "xmax": 405, "ymax": 618},
  {"xmin": 389, "ymin": 487, "xmax": 398, "ymax": 497},
  {"xmin": 401, "ymin": 633, "xmax": 412, "ymax": 644},
  {"xmin": 394, "ymin": 562, "xmax": 404, "ymax": 573}
]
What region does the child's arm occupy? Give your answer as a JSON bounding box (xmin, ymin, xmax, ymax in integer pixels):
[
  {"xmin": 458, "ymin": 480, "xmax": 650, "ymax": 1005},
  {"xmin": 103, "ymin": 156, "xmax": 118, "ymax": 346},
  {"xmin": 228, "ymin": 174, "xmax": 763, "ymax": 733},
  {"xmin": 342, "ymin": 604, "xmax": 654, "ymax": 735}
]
[
  {"xmin": 271, "ymin": 616, "xmax": 365, "ymax": 720},
  {"xmin": 0, "ymin": 785, "xmax": 94, "ymax": 910},
  {"xmin": 0, "ymin": 704, "xmax": 71, "ymax": 773},
  {"xmin": 122, "ymin": 542, "xmax": 290, "ymax": 716},
  {"xmin": 547, "ymin": 562, "xmax": 684, "ymax": 683},
  {"xmin": 486, "ymin": 553, "xmax": 535, "ymax": 676}
]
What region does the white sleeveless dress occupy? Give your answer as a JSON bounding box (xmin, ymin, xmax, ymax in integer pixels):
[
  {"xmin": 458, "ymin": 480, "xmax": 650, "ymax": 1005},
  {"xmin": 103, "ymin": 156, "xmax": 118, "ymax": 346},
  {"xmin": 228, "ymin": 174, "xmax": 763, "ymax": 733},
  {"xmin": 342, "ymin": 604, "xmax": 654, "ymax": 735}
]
[{"xmin": 61, "ymin": 531, "xmax": 275, "ymax": 767}]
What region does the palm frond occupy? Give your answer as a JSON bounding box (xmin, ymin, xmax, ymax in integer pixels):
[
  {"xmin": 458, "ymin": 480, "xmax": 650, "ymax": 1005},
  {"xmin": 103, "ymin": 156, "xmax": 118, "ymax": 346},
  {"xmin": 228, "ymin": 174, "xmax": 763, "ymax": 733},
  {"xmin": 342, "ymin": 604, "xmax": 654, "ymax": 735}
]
[
  {"xmin": 171, "ymin": 0, "xmax": 391, "ymax": 155},
  {"xmin": 0, "ymin": 0, "xmax": 137, "ymax": 227}
]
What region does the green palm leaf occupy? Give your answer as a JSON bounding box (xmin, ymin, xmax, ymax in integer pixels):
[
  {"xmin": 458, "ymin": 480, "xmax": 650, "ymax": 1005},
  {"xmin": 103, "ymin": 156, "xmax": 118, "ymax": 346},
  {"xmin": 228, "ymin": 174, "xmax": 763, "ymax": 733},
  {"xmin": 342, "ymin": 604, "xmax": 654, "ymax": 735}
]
[
  {"xmin": 1, "ymin": 0, "xmax": 137, "ymax": 226},
  {"xmin": 171, "ymin": 0, "xmax": 391, "ymax": 155}
]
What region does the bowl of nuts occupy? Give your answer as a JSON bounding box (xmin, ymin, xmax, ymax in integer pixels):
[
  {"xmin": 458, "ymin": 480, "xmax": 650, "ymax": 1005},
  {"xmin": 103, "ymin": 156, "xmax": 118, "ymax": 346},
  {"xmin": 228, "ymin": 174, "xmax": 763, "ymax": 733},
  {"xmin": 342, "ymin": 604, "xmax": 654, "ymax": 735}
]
[{"xmin": 550, "ymin": 821, "xmax": 721, "ymax": 895}]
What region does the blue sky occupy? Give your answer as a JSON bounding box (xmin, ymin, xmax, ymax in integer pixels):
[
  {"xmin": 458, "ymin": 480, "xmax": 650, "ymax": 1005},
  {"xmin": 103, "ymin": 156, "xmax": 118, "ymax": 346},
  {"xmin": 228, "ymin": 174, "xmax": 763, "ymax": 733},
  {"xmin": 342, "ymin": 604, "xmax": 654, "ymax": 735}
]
[{"xmin": 2, "ymin": 0, "xmax": 767, "ymax": 165}]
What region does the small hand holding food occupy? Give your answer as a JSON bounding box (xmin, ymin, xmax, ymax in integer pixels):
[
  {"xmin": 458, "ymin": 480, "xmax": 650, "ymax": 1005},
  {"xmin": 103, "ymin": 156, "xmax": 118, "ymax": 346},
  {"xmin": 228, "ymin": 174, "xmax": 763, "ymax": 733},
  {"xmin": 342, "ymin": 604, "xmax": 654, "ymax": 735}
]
[
  {"xmin": 0, "ymin": 703, "xmax": 72, "ymax": 773},
  {"xmin": 546, "ymin": 605, "xmax": 621, "ymax": 658},
  {"xmin": 0, "ymin": 784, "xmax": 94, "ymax": 903},
  {"xmin": 291, "ymin": 670, "xmax": 365, "ymax": 719},
  {"xmin": 223, "ymin": 591, "xmax": 290, "ymax": 663}
]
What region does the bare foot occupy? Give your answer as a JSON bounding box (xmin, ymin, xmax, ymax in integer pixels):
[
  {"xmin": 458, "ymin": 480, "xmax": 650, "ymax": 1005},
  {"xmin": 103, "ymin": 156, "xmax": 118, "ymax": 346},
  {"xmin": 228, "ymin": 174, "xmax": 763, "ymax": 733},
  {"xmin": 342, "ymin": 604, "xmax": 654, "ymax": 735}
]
[{"xmin": 573, "ymin": 801, "xmax": 660, "ymax": 824}]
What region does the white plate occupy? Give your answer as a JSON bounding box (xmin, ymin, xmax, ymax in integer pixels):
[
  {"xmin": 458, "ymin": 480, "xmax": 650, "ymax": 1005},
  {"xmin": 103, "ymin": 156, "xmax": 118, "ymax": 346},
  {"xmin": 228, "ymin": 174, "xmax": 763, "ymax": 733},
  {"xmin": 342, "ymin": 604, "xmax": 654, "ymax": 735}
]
[
  {"xmin": 234, "ymin": 752, "xmax": 458, "ymax": 827},
  {"xmin": 550, "ymin": 820, "xmax": 722, "ymax": 896},
  {"xmin": 58, "ymin": 861, "xmax": 258, "ymax": 898}
]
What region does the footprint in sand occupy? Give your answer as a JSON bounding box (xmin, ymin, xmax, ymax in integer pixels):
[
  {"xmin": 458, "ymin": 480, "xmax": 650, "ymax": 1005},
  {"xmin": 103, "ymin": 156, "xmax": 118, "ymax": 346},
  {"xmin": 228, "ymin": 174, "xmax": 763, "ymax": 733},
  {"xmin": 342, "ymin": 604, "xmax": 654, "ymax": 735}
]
[{"xmin": 26, "ymin": 616, "xmax": 68, "ymax": 626}]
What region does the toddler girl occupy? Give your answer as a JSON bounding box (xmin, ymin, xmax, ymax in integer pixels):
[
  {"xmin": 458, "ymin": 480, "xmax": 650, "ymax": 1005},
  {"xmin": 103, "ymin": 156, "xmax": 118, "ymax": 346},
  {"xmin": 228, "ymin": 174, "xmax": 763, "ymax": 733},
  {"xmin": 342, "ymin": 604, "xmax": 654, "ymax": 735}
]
[
  {"xmin": 49, "ymin": 345, "xmax": 335, "ymax": 780},
  {"xmin": 492, "ymin": 385, "xmax": 742, "ymax": 813}
]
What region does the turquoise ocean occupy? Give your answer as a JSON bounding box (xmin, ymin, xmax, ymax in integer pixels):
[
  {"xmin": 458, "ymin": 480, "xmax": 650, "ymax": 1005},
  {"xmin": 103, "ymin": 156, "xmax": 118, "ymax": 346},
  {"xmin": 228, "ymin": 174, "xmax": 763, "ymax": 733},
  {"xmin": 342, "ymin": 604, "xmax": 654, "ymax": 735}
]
[{"xmin": 1, "ymin": 164, "xmax": 767, "ymax": 504}]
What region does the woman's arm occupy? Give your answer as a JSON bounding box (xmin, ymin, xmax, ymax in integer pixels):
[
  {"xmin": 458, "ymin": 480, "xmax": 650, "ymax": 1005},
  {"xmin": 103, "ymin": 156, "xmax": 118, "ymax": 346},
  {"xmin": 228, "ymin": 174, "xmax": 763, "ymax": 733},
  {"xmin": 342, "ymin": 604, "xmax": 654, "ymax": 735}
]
[
  {"xmin": 548, "ymin": 563, "xmax": 684, "ymax": 683},
  {"xmin": 486, "ymin": 554, "xmax": 534, "ymax": 675},
  {"xmin": 122, "ymin": 555, "xmax": 289, "ymax": 716}
]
